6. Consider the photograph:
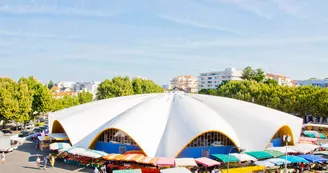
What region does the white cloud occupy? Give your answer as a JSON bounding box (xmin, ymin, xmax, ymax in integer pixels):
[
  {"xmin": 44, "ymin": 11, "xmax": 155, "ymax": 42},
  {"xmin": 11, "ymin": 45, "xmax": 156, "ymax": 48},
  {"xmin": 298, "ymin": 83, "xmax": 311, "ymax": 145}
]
[{"xmin": 159, "ymin": 15, "xmax": 246, "ymax": 35}]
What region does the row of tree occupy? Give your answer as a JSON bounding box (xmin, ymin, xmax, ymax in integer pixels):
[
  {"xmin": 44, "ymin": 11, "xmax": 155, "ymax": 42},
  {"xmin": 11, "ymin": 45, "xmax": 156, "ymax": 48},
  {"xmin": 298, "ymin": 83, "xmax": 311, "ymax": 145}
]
[
  {"xmin": 0, "ymin": 76, "xmax": 163, "ymax": 128},
  {"xmin": 199, "ymin": 67, "xmax": 328, "ymax": 117},
  {"xmin": 96, "ymin": 77, "xmax": 164, "ymax": 100}
]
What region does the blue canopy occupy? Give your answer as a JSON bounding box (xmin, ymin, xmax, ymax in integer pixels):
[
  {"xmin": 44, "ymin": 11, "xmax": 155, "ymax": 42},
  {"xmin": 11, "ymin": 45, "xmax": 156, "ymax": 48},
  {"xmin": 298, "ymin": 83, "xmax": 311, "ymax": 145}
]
[
  {"xmin": 279, "ymin": 156, "xmax": 309, "ymax": 163},
  {"xmin": 298, "ymin": 154, "xmax": 328, "ymax": 163}
]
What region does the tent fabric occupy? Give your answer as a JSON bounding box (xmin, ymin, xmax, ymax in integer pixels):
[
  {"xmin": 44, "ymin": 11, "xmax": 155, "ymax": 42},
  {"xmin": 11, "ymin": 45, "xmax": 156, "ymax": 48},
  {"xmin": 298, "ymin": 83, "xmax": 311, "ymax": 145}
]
[
  {"xmin": 211, "ymin": 154, "xmax": 239, "ymax": 163},
  {"xmin": 229, "ymin": 153, "xmax": 257, "ymax": 162},
  {"xmin": 299, "ymin": 136, "xmax": 317, "ymax": 142},
  {"xmin": 65, "ymin": 147, "xmax": 86, "ymax": 155},
  {"xmin": 113, "ymin": 169, "xmax": 142, "ymax": 173},
  {"xmin": 80, "ymin": 150, "xmax": 107, "ymax": 158},
  {"xmin": 293, "ymin": 144, "xmax": 320, "ymax": 154},
  {"xmin": 221, "ymin": 166, "xmax": 265, "ymax": 173},
  {"xmin": 49, "ymin": 93, "xmax": 303, "ymax": 157},
  {"xmin": 103, "ymin": 154, "xmax": 123, "ymax": 160},
  {"xmin": 255, "ymin": 160, "xmax": 275, "ymax": 167},
  {"xmin": 267, "ymin": 158, "xmax": 291, "ymax": 166},
  {"xmin": 49, "ymin": 142, "xmax": 71, "ymax": 150},
  {"xmin": 175, "ymin": 158, "xmax": 197, "ymax": 167},
  {"xmin": 321, "ymin": 144, "xmax": 328, "ymax": 148},
  {"xmin": 303, "ymin": 131, "xmax": 320, "ymax": 138},
  {"xmin": 194, "ymin": 157, "xmax": 221, "ymax": 167},
  {"xmin": 319, "ymin": 133, "xmax": 327, "ymax": 139},
  {"xmin": 245, "ymin": 151, "xmax": 273, "ymax": 159},
  {"xmin": 279, "ymin": 156, "xmax": 309, "ymax": 163},
  {"xmin": 156, "ymin": 158, "xmax": 175, "ymax": 166},
  {"xmin": 160, "ymin": 167, "xmax": 192, "ymax": 173},
  {"xmin": 136, "ymin": 156, "xmax": 158, "ymax": 165},
  {"xmin": 48, "ymin": 133, "xmax": 69, "ymax": 140},
  {"xmin": 298, "ymin": 154, "xmax": 328, "ymax": 163},
  {"xmin": 264, "ymin": 150, "xmax": 284, "ymax": 158},
  {"xmin": 37, "ymin": 135, "xmax": 50, "ymax": 141},
  {"xmin": 121, "ymin": 154, "xmax": 144, "ymax": 162},
  {"xmin": 266, "ymin": 147, "xmax": 298, "ymax": 154}
]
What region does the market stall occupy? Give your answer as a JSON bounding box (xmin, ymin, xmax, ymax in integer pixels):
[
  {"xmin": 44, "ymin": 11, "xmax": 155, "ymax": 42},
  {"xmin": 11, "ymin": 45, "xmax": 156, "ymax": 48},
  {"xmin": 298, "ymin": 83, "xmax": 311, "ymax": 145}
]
[
  {"xmin": 113, "ymin": 169, "xmax": 142, "ymax": 173},
  {"xmin": 50, "ymin": 142, "xmax": 71, "ymax": 151},
  {"xmin": 37, "ymin": 135, "xmax": 51, "ymax": 151},
  {"xmin": 229, "ymin": 153, "xmax": 257, "ymax": 162},
  {"xmin": 298, "ymin": 154, "xmax": 328, "ymax": 163},
  {"xmin": 293, "ymin": 143, "xmax": 320, "ymax": 154},
  {"xmin": 245, "ymin": 151, "xmax": 273, "ymax": 160},
  {"xmin": 160, "ymin": 167, "xmax": 191, "ymax": 173},
  {"xmin": 194, "ymin": 157, "xmax": 221, "ymax": 168},
  {"xmin": 174, "ymin": 158, "xmax": 197, "ymax": 168},
  {"xmin": 266, "ymin": 146, "xmax": 298, "ymax": 154},
  {"xmin": 156, "ymin": 158, "xmax": 175, "ymax": 168}
]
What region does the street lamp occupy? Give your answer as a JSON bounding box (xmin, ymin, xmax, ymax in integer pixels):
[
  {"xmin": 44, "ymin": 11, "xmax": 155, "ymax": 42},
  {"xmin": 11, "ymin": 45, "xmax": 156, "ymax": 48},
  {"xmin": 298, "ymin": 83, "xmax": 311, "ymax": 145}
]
[
  {"xmin": 227, "ymin": 146, "xmax": 245, "ymax": 173},
  {"xmin": 283, "ymin": 135, "xmax": 291, "ymax": 173}
]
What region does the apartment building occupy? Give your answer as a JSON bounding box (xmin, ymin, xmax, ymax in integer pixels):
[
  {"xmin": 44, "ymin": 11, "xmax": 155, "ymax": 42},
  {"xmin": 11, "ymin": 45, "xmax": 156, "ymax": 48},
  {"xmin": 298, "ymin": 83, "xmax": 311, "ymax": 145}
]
[
  {"xmin": 266, "ymin": 73, "xmax": 292, "ymax": 86},
  {"xmin": 53, "ymin": 81, "xmax": 100, "ymax": 99},
  {"xmin": 74, "ymin": 81, "xmax": 100, "ymax": 99},
  {"xmin": 297, "ymin": 79, "xmax": 328, "ymax": 88},
  {"xmin": 170, "ymin": 75, "xmax": 198, "ymax": 93},
  {"xmin": 198, "ymin": 68, "xmax": 242, "ymax": 90}
]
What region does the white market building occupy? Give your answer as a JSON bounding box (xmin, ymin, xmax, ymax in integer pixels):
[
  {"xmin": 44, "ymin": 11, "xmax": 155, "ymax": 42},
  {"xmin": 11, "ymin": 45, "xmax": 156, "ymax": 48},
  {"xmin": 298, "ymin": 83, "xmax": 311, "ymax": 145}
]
[{"xmin": 49, "ymin": 93, "xmax": 303, "ymax": 158}]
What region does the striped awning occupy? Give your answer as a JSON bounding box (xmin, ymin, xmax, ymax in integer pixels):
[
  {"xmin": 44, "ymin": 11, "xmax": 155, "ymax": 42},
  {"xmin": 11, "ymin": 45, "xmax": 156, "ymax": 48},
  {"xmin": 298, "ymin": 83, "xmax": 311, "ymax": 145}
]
[
  {"xmin": 123, "ymin": 154, "xmax": 144, "ymax": 162},
  {"xmin": 103, "ymin": 154, "xmax": 124, "ymax": 161},
  {"xmin": 136, "ymin": 156, "xmax": 159, "ymax": 165}
]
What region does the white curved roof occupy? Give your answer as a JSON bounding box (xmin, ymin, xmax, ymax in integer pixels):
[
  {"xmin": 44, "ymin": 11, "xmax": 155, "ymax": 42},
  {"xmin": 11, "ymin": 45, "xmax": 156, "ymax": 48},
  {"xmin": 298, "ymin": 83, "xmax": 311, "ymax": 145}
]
[{"xmin": 49, "ymin": 93, "xmax": 303, "ymax": 158}]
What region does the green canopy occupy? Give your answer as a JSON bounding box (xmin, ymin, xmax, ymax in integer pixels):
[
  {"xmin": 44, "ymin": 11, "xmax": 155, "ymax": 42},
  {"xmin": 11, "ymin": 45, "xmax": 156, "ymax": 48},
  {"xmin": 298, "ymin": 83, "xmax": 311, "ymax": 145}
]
[
  {"xmin": 211, "ymin": 154, "xmax": 239, "ymax": 163},
  {"xmin": 264, "ymin": 150, "xmax": 284, "ymax": 158},
  {"xmin": 303, "ymin": 131, "xmax": 316, "ymax": 138},
  {"xmin": 319, "ymin": 133, "xmax": 327, "ymax": 139},
  {"xmin": 245, "ymin": 151, "xmax": 273, "ymax": 160},
  {"xmin": 113, "ymin": 169, "xmax": 142, "ymax": 173}
]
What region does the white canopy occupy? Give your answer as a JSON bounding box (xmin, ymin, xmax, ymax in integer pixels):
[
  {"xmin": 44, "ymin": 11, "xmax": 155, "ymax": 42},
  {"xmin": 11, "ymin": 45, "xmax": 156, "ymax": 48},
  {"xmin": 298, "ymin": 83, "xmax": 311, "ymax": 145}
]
[
  {"xmin": 255, "ymin": 160, "xmax": 275, "ymax": 167},
  {"xmin": 229, "ymin": 153, "xmax": 257, "ymax": 162},
  {"xmin": 175, "ymin": 158, "xmax": 197, "ymax": 167},
  {"xmin": 50, "ymin": 142, "xmax": 71, "ymax": 150},
  {"xmin": 160, "ymin": 167, "xmax": 192, "ymax": 173},
  {"xmin": 49, "ymin": 93, "xmax": 303, "ymax": 157},
  {"xmin": 66, "ymin": 147, "xmax": 86, "ymax": 155},
  {"xmin": 266, "ymin": 147, "xmax": 298, "ymax": 154},
  {"xmin": 79, "ymin": 150, "xmax": 108, "ymax": 158},
  {"xmin": 292, "ymin": 144, "xmax": 320, "ymax": 154}
]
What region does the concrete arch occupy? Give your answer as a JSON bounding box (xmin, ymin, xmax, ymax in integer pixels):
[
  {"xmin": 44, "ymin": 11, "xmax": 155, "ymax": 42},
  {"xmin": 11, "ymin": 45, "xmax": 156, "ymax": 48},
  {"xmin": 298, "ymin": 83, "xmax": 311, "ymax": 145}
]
[
  {"xmin": 174, "ymin": 130, "xmax": 239, "ymax": 158},
  {"xmin": 266, "ymin": 125, "xmax": 295, "ymax": 148},
  {"xmin": 88, "ymin": 128, "xmax": 147, "ymax": 156},
  {"xmin": 51, "ymin": 120, "xmax": 72, "ymax": 145}
]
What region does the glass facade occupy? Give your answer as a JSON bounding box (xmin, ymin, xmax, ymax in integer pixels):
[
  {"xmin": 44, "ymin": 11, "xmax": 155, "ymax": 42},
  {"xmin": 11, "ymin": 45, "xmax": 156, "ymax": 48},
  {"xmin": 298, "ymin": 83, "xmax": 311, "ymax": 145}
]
[
  {"xmin": 97, "ymin": 129, "xmax": 137, "ymax": 146},
  {"xmin": 187, "ymin": 131, "xmax": 234, "ymax": 147}
]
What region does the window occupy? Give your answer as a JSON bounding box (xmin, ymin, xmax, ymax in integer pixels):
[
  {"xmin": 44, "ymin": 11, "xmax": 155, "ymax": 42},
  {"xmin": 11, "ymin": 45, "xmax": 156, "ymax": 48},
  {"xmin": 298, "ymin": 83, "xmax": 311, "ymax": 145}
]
[
  {"xmin": 202, "ymin": 150, "xmax": 210, "ymax": 157},
  {"xmin": 187, "ymin": 132, "xmax": 234, "ymax": 147},
  {"xmin": 119, "ymin": 146, "xmax": 126, "ymax": 154},
  {"xmin": 208, "ymin": 77, "xmax": 212, "ymax": 80},
  {"xmin": 208, "ymin": 81, "xmax": 212, "ymax": 83},
  {"xmin": 97, "ymin": 129, "xmax": 137, "ymax": 145}
]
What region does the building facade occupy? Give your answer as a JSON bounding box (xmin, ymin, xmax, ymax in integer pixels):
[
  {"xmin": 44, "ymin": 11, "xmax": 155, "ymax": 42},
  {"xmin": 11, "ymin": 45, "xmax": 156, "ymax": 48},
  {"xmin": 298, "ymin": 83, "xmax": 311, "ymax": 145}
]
[
  {"xmin": 297, "ymin": 79, "xmax": 328, "ymax": 88},
  {"xmin": 53, "ymin": 81, "xmax": 100, "ymax": 99},
  {"xmin": 170, "ymin": 75, "xmax": 198, "ymax": 93},
  {"xmin": 198, "ymin": 68, "xmax": 242, "ymax": 90},
  {"xmin": 266, "ymin": 73, "xmax": 292, "ymax": 86},
  {"xmin": 74, "ymin": 81, "xmax": 100, "ymax": 99}
]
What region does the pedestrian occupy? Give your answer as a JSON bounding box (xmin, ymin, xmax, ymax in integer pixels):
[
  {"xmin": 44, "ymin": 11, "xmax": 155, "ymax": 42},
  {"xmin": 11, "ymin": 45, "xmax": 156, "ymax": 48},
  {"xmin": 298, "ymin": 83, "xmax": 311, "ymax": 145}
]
[
  {"xmin": 94, "ymin": 167, "xmax": 100, "ymax": 173},
  {"xmin": 100, "ymin": 164, "xmax": 106, "ymax": 173},
  {"xmin": 50, "ymin": 155, "xmax": 55, "ymax": 168},
  {"xmin": 43, "ymin": 157, "xmax": 48, "ymax": 170},
  {"xmin": 36, "ymin": 157, "xmax": 41, "ymax": 169},
  {"xmin": 1, "ymin": 152, "xmax": 5, "ymax": 164}
]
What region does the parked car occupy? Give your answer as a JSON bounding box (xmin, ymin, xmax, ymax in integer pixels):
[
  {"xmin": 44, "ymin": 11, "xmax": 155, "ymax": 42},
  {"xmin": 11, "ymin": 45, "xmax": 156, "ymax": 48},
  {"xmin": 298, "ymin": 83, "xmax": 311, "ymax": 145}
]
[
  {"xmin": 33, "ymin": 128, "xmax": 41, "ymax": 133},
  {"xmin": 1, "ymin": 129, "xmax": 13, "ymax": 135},
  {"xmin": 10, "ymin": 126, "xmax": 23, "ymax": 131},
  {"xmin": 18, "ymin": 131, "xmax": 31, "ymax": 137}
]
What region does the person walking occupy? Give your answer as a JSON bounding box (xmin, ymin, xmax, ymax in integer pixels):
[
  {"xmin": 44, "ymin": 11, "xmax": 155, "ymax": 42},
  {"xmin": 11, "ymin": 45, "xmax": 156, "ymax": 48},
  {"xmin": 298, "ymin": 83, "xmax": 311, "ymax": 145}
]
[
  {"xmin": 1, "ymin": 152, "xmax": 5, "ymax": 164},
  {"xmin": 94, "ymin": 167, "xmax": 100, "ymax": 173},
  {"xmin": 50, "ymin": 155, "xmax": 55, "ymax": 168},
  {"xmin": 36, "ymin": 157, "xmax": 41, "ymax": 169},
  {"xmin": 43, "ymin": 157, "xmax": 48, "ymax": 170}
]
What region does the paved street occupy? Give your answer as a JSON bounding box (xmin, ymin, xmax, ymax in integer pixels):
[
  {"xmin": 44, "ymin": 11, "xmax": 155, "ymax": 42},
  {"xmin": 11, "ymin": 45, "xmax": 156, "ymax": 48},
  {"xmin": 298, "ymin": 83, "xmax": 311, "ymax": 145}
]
[{"xmin": 0, "ymin": 140, "xmax": 91, "ymax": 173}]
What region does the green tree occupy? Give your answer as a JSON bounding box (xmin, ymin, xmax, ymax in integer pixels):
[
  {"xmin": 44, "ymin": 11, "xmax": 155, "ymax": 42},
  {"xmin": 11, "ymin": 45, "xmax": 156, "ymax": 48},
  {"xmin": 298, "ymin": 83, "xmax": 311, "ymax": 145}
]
[
  {"xmin": 241, "ymin": 66, "xmax": 254, "ymax": 80},
  {"xmin": 253, "ymin": 68, "xmax": 266, "ymax": 83},
  {"xmin": 78, "ymin": 91, "xmax": 93, "ymax": 104},
  {"xmin": 264, "ymin": 78, "xmax": 278, "ymax": 86},
  {"xmin": 16, "ymin": 83, "xmax": 33, "ymax": 130},
  {"xmin": 132, "ymin": 78, "xmax": 143, "ymax": 94},
  {"xmin": 48, "ymin": 80, "xmax": 54, "ymax": 89},
  {"xmin": 0, "ymin": 78, "xmax": 20, "ymax": 128}
]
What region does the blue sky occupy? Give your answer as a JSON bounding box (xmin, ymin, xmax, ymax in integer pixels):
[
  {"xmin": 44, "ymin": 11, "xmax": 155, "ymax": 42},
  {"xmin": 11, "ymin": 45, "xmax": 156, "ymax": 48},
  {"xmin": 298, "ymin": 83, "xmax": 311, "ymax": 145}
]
[{"xmin": 1, "ymin": 0, "xmax": 328, "ymax": 84}]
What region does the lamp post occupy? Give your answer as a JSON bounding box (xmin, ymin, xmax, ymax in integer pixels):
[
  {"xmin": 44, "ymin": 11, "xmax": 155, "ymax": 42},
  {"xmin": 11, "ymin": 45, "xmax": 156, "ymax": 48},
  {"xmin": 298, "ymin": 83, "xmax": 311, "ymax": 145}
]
[
  {"xmin": 227, "ymin": 146, "xmax": 245, "ymax": 173},
  {"xmin": 283, "ymin": 135, "xmax": 291, "ymax": 173}
]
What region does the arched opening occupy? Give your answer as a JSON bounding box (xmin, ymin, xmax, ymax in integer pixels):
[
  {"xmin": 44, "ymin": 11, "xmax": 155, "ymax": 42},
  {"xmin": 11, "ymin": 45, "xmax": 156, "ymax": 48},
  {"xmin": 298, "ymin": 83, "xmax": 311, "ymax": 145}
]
[
  {"xmin": 89, "ymin": 128, "xmax": 145, "ymax": 155},
  {"xmin": 51, "ymin": 120, "xmax": 72, "ymax": 145},
  {"xmin": 175, "ymin": 131, "xmax": 238, "ymax": 158},
  {"xmin": 266, "ymin": 125, "xmax": 294, "ymax": 148}
]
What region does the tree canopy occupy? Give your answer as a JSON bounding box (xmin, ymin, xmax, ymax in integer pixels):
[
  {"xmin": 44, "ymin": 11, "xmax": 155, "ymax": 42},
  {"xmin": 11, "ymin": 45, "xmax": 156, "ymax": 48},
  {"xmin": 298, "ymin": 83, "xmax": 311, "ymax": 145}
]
[{"xmin": 241, "ymin": 66, "xmax": 266, "ymax": 83}]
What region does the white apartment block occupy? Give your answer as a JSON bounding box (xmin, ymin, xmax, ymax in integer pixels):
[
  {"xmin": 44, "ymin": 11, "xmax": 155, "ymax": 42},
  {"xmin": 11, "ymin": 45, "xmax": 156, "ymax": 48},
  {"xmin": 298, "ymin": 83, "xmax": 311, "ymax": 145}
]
[
  {"xmin": 170, "ymin": 75, "xmax": 198, "ymax": 93},
  {"xmin": 54, "ymin": 81, "xmax": 100, "ymax": 99},
  {"xmin": 266, "ymin": 73, "xmax": 293, "ymax": 87},
  {"xmin": 198, "ymin": 68, "xmax": 242, "ymax": 90}
]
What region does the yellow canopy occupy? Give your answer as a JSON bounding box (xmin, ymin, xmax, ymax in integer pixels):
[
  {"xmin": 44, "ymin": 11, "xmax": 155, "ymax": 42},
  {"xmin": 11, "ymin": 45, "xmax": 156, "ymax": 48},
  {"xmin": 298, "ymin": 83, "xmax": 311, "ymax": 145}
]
[{"xmin": 221, "ymin": 166, "xmax": 265, "ymax": 173}]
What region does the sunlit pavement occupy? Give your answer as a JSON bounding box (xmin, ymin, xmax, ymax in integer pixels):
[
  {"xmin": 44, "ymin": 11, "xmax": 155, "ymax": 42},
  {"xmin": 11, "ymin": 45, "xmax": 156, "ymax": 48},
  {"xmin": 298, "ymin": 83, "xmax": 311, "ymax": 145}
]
[{"xmin": 0, "ymin": 140, "xmax": 91, "ymax": 173}]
